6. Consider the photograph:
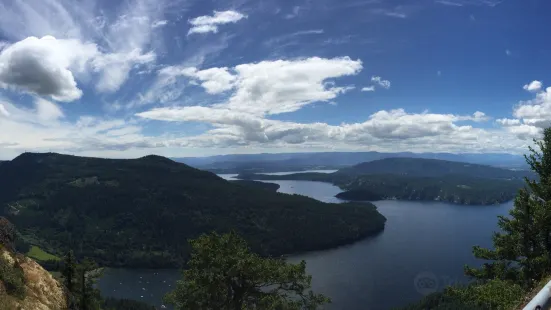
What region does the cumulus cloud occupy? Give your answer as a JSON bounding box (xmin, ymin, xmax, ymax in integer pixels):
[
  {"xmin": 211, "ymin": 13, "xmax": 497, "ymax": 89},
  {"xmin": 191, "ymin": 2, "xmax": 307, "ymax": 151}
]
[
  {"xmin": 361, "ymin": 86, "xmax": 376, "ymax": 92},
  {"xmin": 0, "ymin": 36, "xmax": 98, "ymax": 102},
  {"xmin": 222, "ymin": 57, "xmax": 362, "ymax": 115},
  {"xmin": 523, "ymin": 80, "xmax": 542, "ymax": 92},
  {"xmin": 136, "ymin": 105, "xmax": 520, "ymax": 154},
  {"xmin": 493, "ymin": 83, "xmax": 551, "ymax": 140},
  {"xmin": 188, "ymin": 10, "xmax": 247, "ymax": 35},
  {"xmin": 140, "ymin": 57, "xmax": 362, "ymax": 115},
  {"xmin": 0, "ymin": 0, "xmax": 167, "ymax": 95},
  {"xmin": 168, "ymin": 66, "xmax": 236, "ymax": 94}
]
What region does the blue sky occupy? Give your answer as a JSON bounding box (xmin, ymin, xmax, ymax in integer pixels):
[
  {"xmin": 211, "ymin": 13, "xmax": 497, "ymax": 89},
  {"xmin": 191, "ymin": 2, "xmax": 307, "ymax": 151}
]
[{"xmin": 0, "ymin": 0, "xmax": 549, "ymax": 159}]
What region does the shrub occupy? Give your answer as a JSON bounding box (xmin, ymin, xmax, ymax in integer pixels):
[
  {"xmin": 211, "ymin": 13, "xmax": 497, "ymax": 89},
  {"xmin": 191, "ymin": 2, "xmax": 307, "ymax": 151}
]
[{"xmin": 0, "ymin": 255, "xmax": 26, "ymax": 299}]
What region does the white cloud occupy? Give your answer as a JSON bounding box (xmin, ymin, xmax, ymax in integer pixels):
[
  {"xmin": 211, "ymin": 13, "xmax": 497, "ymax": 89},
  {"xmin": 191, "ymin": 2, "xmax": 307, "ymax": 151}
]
[
  {"xmin": 0, "ymin": 103, "xmax": 9, "ymax": 117},
  {"xmin": 221, "ymin": 57, "xmax": 362, "ymax": 115},
  {"xmin": 435, "ymin": 0, "xmax": 502, "ymax": 6},
  {"xmin": 284, "ymin": 6, "xmax": 302, "ymax": 19},
  {"xmin": 371, "ymin": 76, "xmax": 391, "ymax": 89},
  {"xmin": 152, "ymin": 20, "xmax": 168, "ymax": 28},
  {"xmin": 0, "ymin": 98, "xmax": 157, "ymax": 156},
  {"xmin": 179, "ymin": 67, "xmax": 236, "ymax": 94},
  {"xmin": 435, "ymin": 0, "xmax": 464, "ymax": 6},
  {"xmin": 361, "ymin": 86, "xmax": 376, "ymax": 92},
  {"xmin": 0, "ymin": 36, "xmax": 98, "ymax": 102},
  {"xmin": 35, "ymin": 98, "xmax": 64, "ymax": 121},
  {"xmin": 0, "ymin": 0, "xmax": 168, "ymax": 94},
  {"xmin": 372, "ymin": 8, "xmax": 407, "ymax": 19},
  {"xmin": 188, "ymin": 10, "xmax": 247, "ymax": 35},
  {"xmin": 493, "ymin": 84, "xmax": 551, "ymax": 140},
  {"xmin": 496, "ymin": 118, "xmax": 521, "ymax": 126},
  {"xmin": 523, "ymin": 80, "xmax": 542, "ymax": 92},
  {"xmin": 92, "ymin": 49, "xmax": 156, "ymax": 92},
  {"xmin": 136, "ymin": 106, "xmax": 521, "ymax": 155},
  {"xmin": 139, "ymin": 57, "xmax": 362, "ymax": 115},
  {"xmin": 264, "ymin": 29, "xmax": 324, "ymax": 48}
]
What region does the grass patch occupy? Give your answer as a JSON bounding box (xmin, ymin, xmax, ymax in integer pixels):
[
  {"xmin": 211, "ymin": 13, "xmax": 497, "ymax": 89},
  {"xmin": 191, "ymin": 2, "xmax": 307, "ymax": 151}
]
[{"xmin": 27, "ymin": 246, "xmax": 60, "ymax": 262}]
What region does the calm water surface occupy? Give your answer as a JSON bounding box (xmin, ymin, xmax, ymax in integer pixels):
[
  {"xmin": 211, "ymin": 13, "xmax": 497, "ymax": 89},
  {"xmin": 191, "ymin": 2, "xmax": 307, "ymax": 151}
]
[{"xmin": 97, "ymin": 172, "xmax": 512, "ymax": 309}]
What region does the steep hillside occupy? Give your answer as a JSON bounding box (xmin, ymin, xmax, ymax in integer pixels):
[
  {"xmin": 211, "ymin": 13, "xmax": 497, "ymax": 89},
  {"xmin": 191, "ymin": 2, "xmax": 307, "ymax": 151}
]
[
  {"xmin": 0, "ymin": 217, "xmax": 68, "ymax": 310},
  {"xmin": 0, "ymin": 152, "xmax": 386, "ymax": 268}
]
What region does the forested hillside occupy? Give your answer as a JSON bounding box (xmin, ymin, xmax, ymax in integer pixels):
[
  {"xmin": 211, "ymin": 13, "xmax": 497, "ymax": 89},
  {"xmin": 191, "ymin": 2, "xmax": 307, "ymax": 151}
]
[
  {"xmin": 236, "ymin": 158, "xmax": 528, "ymax": 205},
  {"xmin": 336, "ymin": 157, "xmax": 533, "ymax": 179},
  {"xmin": 229, "ymin": 180, "xmax": 281, "ymax": 192},
  {"xmin": 0, "ymin": 152, "xmax": 386, "ymax": 268}
]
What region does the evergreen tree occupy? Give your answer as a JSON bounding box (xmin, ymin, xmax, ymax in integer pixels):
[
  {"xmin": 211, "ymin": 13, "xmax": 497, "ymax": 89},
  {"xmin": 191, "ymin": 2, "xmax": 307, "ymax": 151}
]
[
  {"xmin": 62, "ymin": 251, "xmax": 77, "ymax": 294},
  {"xmin": 78, "ymin": 257, "xmax": 102, "ymax": 310},
  {"xmin": 465, "ymin": 128, "xmax": 551, "ymax": 287},
  {"xmin": 164, "ymin": 231, "xmax": 330, "ymax": 310}
]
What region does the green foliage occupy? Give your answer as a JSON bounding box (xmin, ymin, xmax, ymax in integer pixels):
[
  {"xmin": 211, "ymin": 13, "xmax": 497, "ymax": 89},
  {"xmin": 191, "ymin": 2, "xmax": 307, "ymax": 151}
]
[
  {"xmin": 13, "ymin": 233, "xmax": 30, "ymax": 254},
  {"xmin": 61, "ymin": 251, "xmax": 103, "ymax": 310},
  {"xmin": 164, "ymin": 231, "xmax": 330, "ymax": 310},
  {"xmin": 101, "ymin": 297, "xmax": 155, "ymax": 310},
  {"xmin": 78, "ymin": 258, "xmax": 103, "ymax": 310},
  {"xmin": 0, "ymin": 152, "xmax": 385, "ymax": 268},
  {"xmin": 401, "ymin": 280, "xmax": 524, "ymax": 310},
  {"xmin": 27, "ymin": 245, "xmax": 60, "ymax": 262},
  {"xmin": 0, "ymin": 255, "xmax": 26, "ymax": 299},
  {"xmin": 444, "ymin": 280, "xmax": 524, "ymax": 310},
  {"xmin": 465, "ymin": 128, "xmax": 551, "ymax": 287},
  {"xmin": 398, "ymin": 291, "xmax": 484, "ymax": 310}
]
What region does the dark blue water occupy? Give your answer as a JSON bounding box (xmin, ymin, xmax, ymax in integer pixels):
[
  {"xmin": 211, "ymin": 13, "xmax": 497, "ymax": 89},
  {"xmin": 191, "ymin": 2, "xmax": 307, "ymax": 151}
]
[{"xmin": 97, "ymin": 173, "xmax": 512, "ymax": 310}]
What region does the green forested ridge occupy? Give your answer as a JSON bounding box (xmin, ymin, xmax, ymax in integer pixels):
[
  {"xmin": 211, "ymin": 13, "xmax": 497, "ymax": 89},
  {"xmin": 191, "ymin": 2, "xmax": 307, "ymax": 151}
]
[
  {"xmin": 337, "ymin": 157, "xmax": 533, "ymax": 179},
  {"xmin": 0, "ymin": 152, "xmax": 386, "ymax": 268},
  {"xmin": 237, "ymin": 167, "xmax": 525, "ymax": 205}
]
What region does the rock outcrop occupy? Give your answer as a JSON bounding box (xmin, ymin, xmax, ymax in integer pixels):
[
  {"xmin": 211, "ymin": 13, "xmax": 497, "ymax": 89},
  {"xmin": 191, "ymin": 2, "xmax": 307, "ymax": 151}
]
[{"xmin": 0, "ymin": 217, "xmax": 68, "ymax": 310}]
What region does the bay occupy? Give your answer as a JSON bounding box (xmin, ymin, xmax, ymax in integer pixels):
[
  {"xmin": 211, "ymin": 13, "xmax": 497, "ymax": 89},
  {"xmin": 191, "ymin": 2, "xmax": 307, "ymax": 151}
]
[{"xmin": 97, "ymin": 172, "xmax": 511, "ymax": 309}]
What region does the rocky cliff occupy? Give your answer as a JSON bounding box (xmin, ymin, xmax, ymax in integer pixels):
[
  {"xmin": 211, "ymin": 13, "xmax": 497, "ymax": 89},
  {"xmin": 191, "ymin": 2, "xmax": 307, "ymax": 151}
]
[{"xmin": 0, "ymin": 217, "xmax": 68, "ymax": 310}]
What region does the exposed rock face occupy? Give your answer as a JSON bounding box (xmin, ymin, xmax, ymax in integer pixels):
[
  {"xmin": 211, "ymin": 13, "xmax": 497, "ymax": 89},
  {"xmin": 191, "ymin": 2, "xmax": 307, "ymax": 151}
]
[
  {"xmin": 0, "ymin": 217, "xmax": 68, "ymax": 310},
  {"xmin": 0, "ymin": 248, "xmax": 68, "ymax": 310},
  {"xmin": 0, "ymin": 217, "xmax": 15, "ymax": 251}
]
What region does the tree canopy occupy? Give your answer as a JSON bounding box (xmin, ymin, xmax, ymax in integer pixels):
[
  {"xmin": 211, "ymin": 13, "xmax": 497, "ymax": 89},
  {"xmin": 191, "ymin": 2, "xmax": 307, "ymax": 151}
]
[
  {"xmin": 0, "ymin": 152, "xmax": 385, "ymax": 268},
  {"xmin": 165, "ymin": 231, "xmax": 330, "ymax": 310}
]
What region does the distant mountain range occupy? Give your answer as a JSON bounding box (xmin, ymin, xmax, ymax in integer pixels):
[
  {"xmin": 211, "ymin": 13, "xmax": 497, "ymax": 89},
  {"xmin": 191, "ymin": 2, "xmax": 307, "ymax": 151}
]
[{"xmin": 174, "ymin": 151, "xmax": 528, "ymax": 173}]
